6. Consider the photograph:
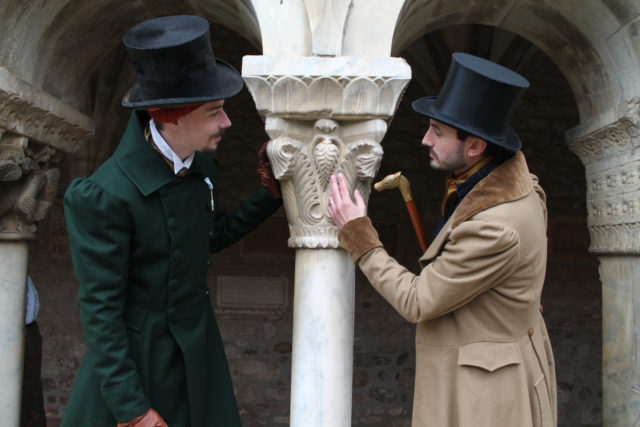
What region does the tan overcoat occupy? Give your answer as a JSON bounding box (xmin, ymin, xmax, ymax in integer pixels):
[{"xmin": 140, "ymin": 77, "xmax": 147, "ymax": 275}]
[{"xmin": 339, "ymin": 152, "xmax": 557, "ymax": 427}]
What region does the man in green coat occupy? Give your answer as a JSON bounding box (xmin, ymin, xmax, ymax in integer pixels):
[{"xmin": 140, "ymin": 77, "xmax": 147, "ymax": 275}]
[{"xmin": 62, "ymin": 15, "xmax": 282, "ymax": 427}]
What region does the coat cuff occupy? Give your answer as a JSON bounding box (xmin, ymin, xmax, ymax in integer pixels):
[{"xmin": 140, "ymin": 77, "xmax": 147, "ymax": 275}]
[
  {"xmin": 101, "ymin": 373, "xmax": 150, "ymax": 423},
  {"xmin": 338, "ymin": 216, "xmax": 383, "ymax": 263}
]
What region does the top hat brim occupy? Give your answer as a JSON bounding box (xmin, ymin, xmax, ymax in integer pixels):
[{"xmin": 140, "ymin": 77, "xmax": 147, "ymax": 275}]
[
  {"xmin": 412, "ymin": 97, "xmax": 522, "ymax": 151},
  {"xmin": 122, "ymin": 58, "xmax": 244, "ymax": 108}
]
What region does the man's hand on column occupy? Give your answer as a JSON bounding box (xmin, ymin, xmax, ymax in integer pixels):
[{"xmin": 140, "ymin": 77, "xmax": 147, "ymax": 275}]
[
  {"xmin": 328, "ymin": 173, "xmax": 367, "ymax": 228},
  {"xmin": 117, "ymin": 408, "xmax": 168, "ymax": 427},
  {"xmin": 257, "ymin": 140, "xmax": 282, "ymax": 199}
]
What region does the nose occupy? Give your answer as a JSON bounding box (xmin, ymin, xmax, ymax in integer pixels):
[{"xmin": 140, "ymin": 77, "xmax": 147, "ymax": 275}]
[
  {"xmin": 422, "ymin": 128, "xmax": 433, "ymax": 147},
  {"xmin": 220, "ymin": 109, "xmax": 232, "ymax": 129}
]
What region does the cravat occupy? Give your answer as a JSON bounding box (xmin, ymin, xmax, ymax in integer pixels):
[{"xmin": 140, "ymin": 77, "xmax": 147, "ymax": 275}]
[{"xmin": 441, "ymin": 156, "xmax": 493, "ymax": 216}]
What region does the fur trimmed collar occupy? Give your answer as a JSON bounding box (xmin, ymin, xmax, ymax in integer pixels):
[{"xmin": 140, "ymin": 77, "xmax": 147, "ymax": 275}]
[{"xmin": 451, "ymin": 151, "xmax": 533, "ymax": 229}]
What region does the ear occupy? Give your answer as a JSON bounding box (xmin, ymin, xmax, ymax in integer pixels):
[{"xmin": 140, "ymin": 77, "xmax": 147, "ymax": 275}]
[
  {"xmin": 162, "ymin": 119, "xmax": 181, "ymax": 131},
  {"xmin": 466, "ymin": 137, "xmax": 487, "ymax": 158}
]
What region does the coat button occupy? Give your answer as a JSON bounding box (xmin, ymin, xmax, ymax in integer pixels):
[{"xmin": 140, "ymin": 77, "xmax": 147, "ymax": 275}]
[
  {"xmin": 173, "ymin": 249, "xmax": 182, "ymax": 259},
  {"xmin": 208, "ymin": 231, "xmax": 214, "ymax": 238},
  {"xmin": 528, "ymin": 327, "xmax": 534, "ymax": 337},
  {"xmin": 206, "ymin": 260, "xmax": 212, "ymax": 268},
  {"xmin": 170, "ymin": 279, "xmax": 180, "ymax": 289},
  {"xmin": 168, "ymin": 217, "xmax": 178, "ymax": 229}
]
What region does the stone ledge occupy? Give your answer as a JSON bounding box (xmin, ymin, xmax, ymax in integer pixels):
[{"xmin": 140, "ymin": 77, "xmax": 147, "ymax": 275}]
[{"xmin": 0, "ymin": 67, "xmax": 94, "ymax": 153}]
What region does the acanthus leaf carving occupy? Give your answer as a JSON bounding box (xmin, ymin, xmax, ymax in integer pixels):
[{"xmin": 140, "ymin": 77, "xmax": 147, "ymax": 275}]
[
  {"xmin": 0, "ymin": 132, "xmax": 60, "ymax": 240},
  {"xmin": 266, "ymin": 118, "xmax": 384, "ymax": 249}
]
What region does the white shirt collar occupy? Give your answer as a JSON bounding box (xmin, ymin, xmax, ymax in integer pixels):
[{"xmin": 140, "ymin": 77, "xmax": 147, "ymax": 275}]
[{"xmin": 149, "ymin": 119, "xmax": 194, "ymax": 175}]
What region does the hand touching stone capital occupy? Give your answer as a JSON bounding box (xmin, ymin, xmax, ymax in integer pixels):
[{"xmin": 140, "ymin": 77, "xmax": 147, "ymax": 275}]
[{"xmin": 328, "ymin": 173, "xmax": 367, "ymax": 228}]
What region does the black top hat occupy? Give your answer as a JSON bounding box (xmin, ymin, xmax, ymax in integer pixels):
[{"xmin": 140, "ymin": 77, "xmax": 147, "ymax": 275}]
[
  {"xmin": 412, "ymin": 53, "xmax": 529, "ymax": 151},
  {"xmin": 121, "ymin": 15, "xmax": 243, "ymax": 108}
]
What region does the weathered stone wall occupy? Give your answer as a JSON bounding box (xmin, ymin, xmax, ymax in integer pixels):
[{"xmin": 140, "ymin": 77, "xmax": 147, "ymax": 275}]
[{"xmin": 27, "ymin": 25, "xmax": 601, "ymax": 427}]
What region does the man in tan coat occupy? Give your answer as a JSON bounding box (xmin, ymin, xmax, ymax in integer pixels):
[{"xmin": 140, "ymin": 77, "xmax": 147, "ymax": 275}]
[{"xmin": 329, "ymin": 53, "xmax": 557, "ymax": 427}]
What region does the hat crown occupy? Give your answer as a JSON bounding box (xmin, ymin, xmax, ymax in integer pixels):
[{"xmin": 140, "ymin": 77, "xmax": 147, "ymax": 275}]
[
  {"xmin": 412, "ymin": 53, "xmax": 529, "ymax": 151},
  {"xmin": 121, "ymin": 15, "xmax": 243, "ymax": 108},
  {"xmin": 123, "ymin": 15, "xmax": 208, "ymax": 50}
]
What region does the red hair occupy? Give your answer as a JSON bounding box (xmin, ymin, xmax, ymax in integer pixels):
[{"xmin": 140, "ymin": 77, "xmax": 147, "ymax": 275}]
[{"xmin": 146, "ymin": 104, "xmax": 202, "ymax": 123}]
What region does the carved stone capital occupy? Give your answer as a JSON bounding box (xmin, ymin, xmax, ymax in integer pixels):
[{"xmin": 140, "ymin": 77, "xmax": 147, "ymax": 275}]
[
  {"xmin": 243, "ymin": 56, "xmax": 409, "ymax": 249},
  {"xmin": 568, "ymin": 118, "xmax": 640, "ymax": 167},
  {"xmin": 568, "ymin": 101, "xmax": 640, "ymax": 254},
  {"xmin": 0, "ymin": 67, "xmax": 94, "ymax": 154},
  {"xmin": 266, "ymin": 117, "xmax": 385, "ymax": 248},
  {"xmin": 0, "ymin": 130, "xmax": 60, "ymax": 241},
  {"xmin": 242, "ymin": 56, "xmax": 411, "ymax": 120}
]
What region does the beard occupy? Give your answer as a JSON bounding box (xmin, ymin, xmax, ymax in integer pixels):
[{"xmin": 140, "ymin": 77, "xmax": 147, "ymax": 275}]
[
  {"xmin": 429, "ymin": 143, "xmax": 466, "ymax": 172},
  {"xmin": 202, "ymin": 129, "xmax": 226, "ymax": 155}
]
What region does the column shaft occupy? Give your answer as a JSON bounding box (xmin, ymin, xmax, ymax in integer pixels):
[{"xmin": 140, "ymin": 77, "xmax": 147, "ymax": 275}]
[
  {"xmin": 0, "ymin": 241, "xmax": 28, "ymax": 425},
  {"xmin": 290, "ymin": 249, "xmax": 355, "ymax": 427}
]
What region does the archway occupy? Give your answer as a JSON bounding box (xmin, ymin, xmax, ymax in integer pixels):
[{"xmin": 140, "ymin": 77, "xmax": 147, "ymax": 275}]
[{"xmin": 1, "ymin": 1, "xmax": 638, "ymax": 425}]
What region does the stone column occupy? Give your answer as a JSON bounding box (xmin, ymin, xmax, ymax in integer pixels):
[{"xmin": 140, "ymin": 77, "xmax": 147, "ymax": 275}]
[
  {"xmin": 568, "ymin": 99, "xmax": 640, "ymax": 426},
  {"xmin": 243, "ymin": 56, "xmax": 410, "ymax": 426},
  {"xmin": 0, "ymin": 66, "xmax": 92, "ymax": 425},
  {"xmin": 0, "ymin": 131, "xmax": 59, "ymax": 425}
]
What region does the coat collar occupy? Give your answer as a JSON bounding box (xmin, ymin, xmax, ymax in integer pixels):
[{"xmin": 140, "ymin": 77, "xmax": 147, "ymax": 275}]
[
  {"xmin": 451, "ymin": 151, "xmax": 532, "ymax": 228},
  {"xmin": 113, "ymin": 110, "xmax": 215, "ymax": 196},
  {"xmin": 420, "ymin": 151, "xmax": 533, "ymax": 264}
]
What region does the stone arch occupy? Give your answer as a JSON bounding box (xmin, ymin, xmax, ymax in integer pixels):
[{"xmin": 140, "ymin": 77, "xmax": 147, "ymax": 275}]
[
  {"xmin": 392, "ymin": 0, "xmax": 640, "ymax": 122},
  {"xmin": 0, "ymin": 1, "xmax": 262, "ymax": 119}
]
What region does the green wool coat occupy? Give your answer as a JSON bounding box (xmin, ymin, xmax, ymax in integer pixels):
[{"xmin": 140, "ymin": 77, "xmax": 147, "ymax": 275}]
[{"xmin": 62, "ymin": 111, "xmax": 281, "ymax": 426}]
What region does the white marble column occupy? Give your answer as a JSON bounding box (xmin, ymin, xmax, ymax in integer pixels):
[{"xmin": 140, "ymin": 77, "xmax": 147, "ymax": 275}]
[
  {"xmin": 244, "ymin": 2, "xmax": 409, "ymax": 424},
  {"xmin": 243, "ymin": 55, "xmax": 410, "ymax": 426},
  {"xmin": 568, "ymin": 101, "xmax": 640, "ymax": 426},
  {"xmin": 0, "ymin": 131, "xmax": 60, "ymax": 425},
  {"xmin": 0, "ymin": 65, "xmax": 92, "ymax": 425},
  {"xmin": 0, "ymin": 241, "xmax": 28, "ymax": 425},
  {"xmin": 290, "ymin": 249, "xmax": 355, "ymax": 426}
]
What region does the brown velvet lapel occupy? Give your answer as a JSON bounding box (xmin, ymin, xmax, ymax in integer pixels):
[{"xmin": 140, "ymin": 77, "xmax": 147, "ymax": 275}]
[{"xmin": 450, "ymin": 151, "xmax": 533, "ymax": 229}]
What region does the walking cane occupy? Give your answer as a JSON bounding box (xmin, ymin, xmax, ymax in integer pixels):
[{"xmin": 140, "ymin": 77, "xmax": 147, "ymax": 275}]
[{"xmin": 374, "ymin": 172, "xmax": 428, "ymax": 253}]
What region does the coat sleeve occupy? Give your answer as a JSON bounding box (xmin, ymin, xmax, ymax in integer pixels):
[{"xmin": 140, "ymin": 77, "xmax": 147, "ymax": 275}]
[
  {"xmin": 343, "ymin": 217, "xmax": 521, "ymax": 323},
  {"xmin": 209, "ymin": 186, "xmax": 282, "ymax": 252},
  {"xmin": 64, "ymin": 178, "xmax": 150, "ymax": 422}
]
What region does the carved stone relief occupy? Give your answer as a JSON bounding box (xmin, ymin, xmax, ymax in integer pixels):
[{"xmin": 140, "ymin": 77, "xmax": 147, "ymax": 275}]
[
  {"xmin": 242, "ymin": 56, "xmax": 411, "ymax": 121},
  {"xmin": 569, "ymin": 101, "xmax": 640, "ymax": 254},
  {"xmin": 0, "ymin": 129, "xmax": 59, "ymax": 241},
  {"xmin": 569, "ymin": 118, "xmax": 640, "ymax": 166},
  {"xmin": 266, "ymin": 117, "xmax": 384, "ymax": 248},
  {"xmin": 243, "ymin": 56, "xmax": 411, "ymax": 249},
  {"xmin": 0, "ymin": 67, "xmax": 93, "ymax": 155}
]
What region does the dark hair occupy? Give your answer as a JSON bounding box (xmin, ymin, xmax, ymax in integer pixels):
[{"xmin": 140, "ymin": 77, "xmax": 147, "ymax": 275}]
[
  {"xmin": 155, "ymin": 120, "xmax": 164, "ymax": 131},
  {"xmin": 455, "ymin": 127, "xmax": 513, "ymax": 159},
  {"xmin": 455, "ymin": 128, "xmax": 472, "ymax": 142}
]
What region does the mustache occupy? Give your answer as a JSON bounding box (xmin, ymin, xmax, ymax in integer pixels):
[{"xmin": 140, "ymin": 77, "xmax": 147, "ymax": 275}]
[{"xmin": 211, "ymin": 129, "xmax": 226, "ymax": 139}]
